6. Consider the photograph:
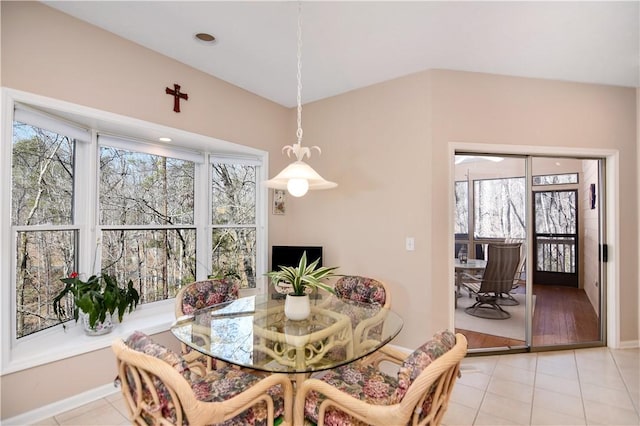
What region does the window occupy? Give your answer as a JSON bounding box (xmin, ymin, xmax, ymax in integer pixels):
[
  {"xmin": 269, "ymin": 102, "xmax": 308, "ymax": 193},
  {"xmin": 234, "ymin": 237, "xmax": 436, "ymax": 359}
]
[
  {"xmin": 474, "ymin": 177, "xmax": 526, "ymax": 239},
  {"xmin": 12, "ymin": 121, "xmax": 81, "ymax": 338},
  {"xmin": 454, "ymin": 181, "xmax": 468, "ymax": 235},
  {"xmin": 533, "ymin": 173, "xmax": 578, "ymax": 186},
  {"xmin": 211, "ymin": 160, "xmax": 258, "ymax": 289},
  {"xmin": 99, "ymin": 143, "xmax": 197, "ymax": 303},
  {"xmin": 3, "ymin": 93, "xmax": 267, "ymax": 371}
]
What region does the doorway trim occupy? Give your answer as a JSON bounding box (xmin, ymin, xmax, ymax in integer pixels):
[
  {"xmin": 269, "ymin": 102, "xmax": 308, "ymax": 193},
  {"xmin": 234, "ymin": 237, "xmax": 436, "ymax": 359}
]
[{"xmin": 448, "ymin": 141, "xmax": 620, "ymax": 348}]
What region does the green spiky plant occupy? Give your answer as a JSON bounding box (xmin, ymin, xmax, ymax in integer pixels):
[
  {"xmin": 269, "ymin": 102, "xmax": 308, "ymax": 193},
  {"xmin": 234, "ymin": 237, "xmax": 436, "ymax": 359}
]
[
  {"xmin": 53, "ymin": 272, "xmax": 140, "ymax": 329},
  {"xmin": 267, "ymin": 251, "xmax": 338, "ymax": 296}
]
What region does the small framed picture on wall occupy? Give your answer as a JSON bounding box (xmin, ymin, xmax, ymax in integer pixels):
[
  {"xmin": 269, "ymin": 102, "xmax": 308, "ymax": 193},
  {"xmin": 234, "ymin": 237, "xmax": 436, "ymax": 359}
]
[{"xmin": 273, "ymin": 189, "xmax": 286, "ymax": 215}]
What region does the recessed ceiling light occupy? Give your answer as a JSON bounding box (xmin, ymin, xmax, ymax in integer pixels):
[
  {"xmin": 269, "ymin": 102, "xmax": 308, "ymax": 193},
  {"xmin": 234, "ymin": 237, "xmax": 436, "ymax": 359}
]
[
  {"xmin": 195, "ymin": 32, "xmax": 216, "ymax": 45},
  {"xmin": 159, "ymin": 137, "xmax": 172, "ymax": 142}
]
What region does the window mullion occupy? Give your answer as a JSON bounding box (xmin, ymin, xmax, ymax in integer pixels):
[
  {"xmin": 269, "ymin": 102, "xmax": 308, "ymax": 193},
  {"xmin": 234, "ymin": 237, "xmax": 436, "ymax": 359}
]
[
  {"xmin": 76, "ymin": 130, "xmax": 99, "ymax": 274},
  {"xmin": 195, "ymin": 157, "xmax": 211, "ymax": 280}
]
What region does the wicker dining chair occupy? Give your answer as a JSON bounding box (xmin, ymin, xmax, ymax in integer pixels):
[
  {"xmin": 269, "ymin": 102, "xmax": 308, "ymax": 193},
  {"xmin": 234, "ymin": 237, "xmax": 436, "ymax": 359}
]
[
  {"xmin": 174, "ymin": 278, "xmax": 240, "ymax": 372},
  {"xmin": 294, "ymin": 331, "xmax": 467, "ymax": 426},
  {"xmin": 112, "ymin": 331, "xmax": 293, "ymax": 426},
  {"xmin": 332, "ymin": 275, "xmax": 391, "ymax": 354}
]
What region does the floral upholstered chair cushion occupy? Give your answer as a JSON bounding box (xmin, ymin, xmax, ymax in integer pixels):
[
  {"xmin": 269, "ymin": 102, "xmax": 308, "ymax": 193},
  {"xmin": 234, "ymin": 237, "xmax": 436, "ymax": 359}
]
[
  {"xmin": 179, "ymin": 278, "xmax": 239, "ymax": 315},
  {"xmin": 176, "ymin": 278, "xmax": 240, "ymax": 372},
  {"xmin": 394, "ymin": 330, "xmax": 457, "ymax": 422},
  {"xmin": 125, "ymin": 330, "xmax": 192, "ymax": 378},
  {"xmin": 327, "ymin": 276, "xmax": 389, "ymax": 361},
  {"xmin": 123, "ymin": 331, "xmax": 193, "ymax": 423},
  {"xmin": 302, "ymin": 330, "xmax": 457, "ymax": 426},
  {"xmin": 123, "ymin": 331, "xmax": 286, "ymax": 426},
  {"xmin": 335, "ymin": 276, "xmax": 387, "ymax": 306},
  {"xmin": 302, "ymin": 362, "xmax": 399, "ymax": 426},
  {"xmin": 191, "ymin": 366, "xmax": 286, "ymax": 426}
]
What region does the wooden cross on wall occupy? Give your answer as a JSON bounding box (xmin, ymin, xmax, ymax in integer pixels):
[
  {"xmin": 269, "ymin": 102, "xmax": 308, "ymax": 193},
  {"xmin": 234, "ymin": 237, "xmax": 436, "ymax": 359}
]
[{"xmin": 165, "ymin": 84, "xmax": 188, "ymax": 113}]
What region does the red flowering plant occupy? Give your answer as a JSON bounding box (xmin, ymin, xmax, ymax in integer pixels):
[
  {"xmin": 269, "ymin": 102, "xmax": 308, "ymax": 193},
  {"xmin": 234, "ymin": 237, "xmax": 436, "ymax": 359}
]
[{"xmin": 53, "ymin": 271, "xmax": 140, "ymax": 328}]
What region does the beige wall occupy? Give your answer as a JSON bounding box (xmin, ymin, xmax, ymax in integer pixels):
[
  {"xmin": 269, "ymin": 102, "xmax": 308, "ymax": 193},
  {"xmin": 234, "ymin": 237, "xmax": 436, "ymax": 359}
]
[
  {"xmin": 427, "ymin": 70, "xmax": 637, "ymax": 345},
  {"xmin": 271, "ymin": 71, "xmax": 434, "ymax": 348},
  {"xmin": 0, "ymin": 1, "xmax": 289, "ymax": 420},
  {"xmin": 286, "ymin": 69, "xmax": 637, "ymax": 349},
  {"xmin": 1, "ymin": 0, "xmax": 638, "ymax": 421},
  {"xmin": 0, "ymin": 1, "xmax": 288, "ymax": 151}
]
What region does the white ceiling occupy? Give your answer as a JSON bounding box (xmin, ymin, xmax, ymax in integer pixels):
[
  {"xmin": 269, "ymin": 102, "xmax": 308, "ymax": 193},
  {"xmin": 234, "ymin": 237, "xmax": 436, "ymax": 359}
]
[{"xmin": 43, "ymin": 1, "xmax": 639, "ymax": 108}]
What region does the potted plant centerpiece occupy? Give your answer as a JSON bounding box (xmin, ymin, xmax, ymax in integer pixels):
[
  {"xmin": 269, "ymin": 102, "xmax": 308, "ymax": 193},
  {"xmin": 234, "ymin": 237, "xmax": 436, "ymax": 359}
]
[
  {"xmin": 53, "ymin": 272, "xmax": 140, "ymax": 335},
  {"xmin": 267, "ymin": 251, "xmax": 338, "ymax": 320}
]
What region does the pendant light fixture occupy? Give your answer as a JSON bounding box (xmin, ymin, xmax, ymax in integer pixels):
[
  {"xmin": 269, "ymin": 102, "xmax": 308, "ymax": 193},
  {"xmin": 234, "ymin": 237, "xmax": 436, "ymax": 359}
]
[{"xmin": 263, "ymin": 3, "xmax": 337, "ymax": 197}]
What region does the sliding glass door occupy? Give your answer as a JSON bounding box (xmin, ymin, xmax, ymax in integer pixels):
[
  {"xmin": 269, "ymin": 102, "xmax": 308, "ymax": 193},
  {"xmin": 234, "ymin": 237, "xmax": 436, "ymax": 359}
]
[
  {"xmin": 454, "ymin": 153, "xmax": 605, "ymax": 353},
  {"xmin": 454, "ymin": 154, "xmax": 528, "ymax": 351},
  {"xmin": 530, "ymin": 157, "xmax": 604, "ymax": 349}
]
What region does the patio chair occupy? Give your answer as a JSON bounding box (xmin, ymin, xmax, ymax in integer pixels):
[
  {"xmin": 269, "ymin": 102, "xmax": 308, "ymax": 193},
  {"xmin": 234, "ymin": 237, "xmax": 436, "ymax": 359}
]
[
  {"xmin": 294, "ymin": 331, "xmax": 467, "ymax": 426},
  {"xmin": 461, "ymin": 242, "xmax": 522, "ymax": 319},
  {"xmin": 175, "ymin": 278, "xmax": 239, "ymax": 371},
  {"xmin": 497, "ymin": 238, "xmax": 527, "ymax": 306},
  {"xmin": 112, "ymin": 331, "xmax": 293, "ymax": 426},
  {"xmin": 333, "ymin": 275, "xmax": 391, "ymax": 354}
]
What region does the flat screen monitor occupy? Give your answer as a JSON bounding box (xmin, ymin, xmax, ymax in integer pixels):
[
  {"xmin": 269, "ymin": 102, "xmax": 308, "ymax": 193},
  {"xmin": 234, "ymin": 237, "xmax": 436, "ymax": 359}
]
[{"xmin": 271, "ymin": 245, "xmax": 323, "ymax": 269}]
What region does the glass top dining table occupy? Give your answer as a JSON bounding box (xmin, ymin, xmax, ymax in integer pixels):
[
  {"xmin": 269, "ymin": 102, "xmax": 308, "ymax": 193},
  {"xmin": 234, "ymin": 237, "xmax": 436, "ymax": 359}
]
[{"xmin": 171, "ymin": 293, "xmax": 403, "ymax": 375}]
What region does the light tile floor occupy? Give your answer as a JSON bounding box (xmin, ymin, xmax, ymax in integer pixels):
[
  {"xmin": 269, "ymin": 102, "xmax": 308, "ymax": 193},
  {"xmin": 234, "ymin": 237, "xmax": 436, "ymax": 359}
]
[
  {"xmin": 444, "ymin": 347, "xmax": 639, "ymax": 426},
  {"xmin": 30, "ymin": 347, "xmax": 638, "ymax": 426}
]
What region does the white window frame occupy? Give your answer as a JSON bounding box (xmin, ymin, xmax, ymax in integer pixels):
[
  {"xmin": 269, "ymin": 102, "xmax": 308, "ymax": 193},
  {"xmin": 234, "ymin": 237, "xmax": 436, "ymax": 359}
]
[{"xmin": 0, "ymin": 88, "xmax": 269, "ymax": 374}]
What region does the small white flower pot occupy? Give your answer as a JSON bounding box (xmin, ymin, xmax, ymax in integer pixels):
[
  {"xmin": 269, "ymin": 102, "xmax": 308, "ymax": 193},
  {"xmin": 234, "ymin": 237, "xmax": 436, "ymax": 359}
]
[{"xmin": 284, "ymin": 294, "xmax": 311, "ymax": 321}]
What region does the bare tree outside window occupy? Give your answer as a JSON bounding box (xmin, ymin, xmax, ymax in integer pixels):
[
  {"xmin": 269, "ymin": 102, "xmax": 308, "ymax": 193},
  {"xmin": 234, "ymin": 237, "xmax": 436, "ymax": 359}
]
[
  {"xmin": 474, "ymin": 177, "xmax": 526, "ymax": 239},
  {"xmin": 535, "ymin": 191, "xmax": 577, "ymax": 273},
  {"xmin": 454, "ymin": 169, "xmax": 579, "ymax": 278},
  {"xmin": 454, "ymin": 181, "xmax": 468, "ymax": 235},
  {"xmin": 211, "ymin": 163, "xmax": 257, "ymax": 288},
  {"xmin": 99, "ymin": 147, "xmax": 196, "ymax": 302},
  {"xmin": 11, "ymin": 116, "xmax": 262, "ymax": 339},
  {"xmin": 12, "ymin": 123, "xmax": 76, "ymax": 337}
]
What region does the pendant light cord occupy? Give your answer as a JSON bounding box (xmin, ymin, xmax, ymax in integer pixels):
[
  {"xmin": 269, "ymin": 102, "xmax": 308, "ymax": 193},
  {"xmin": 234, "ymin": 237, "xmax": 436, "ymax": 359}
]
[
  {"xmin": 281, "ymin": 2, "xmax": 321, "ymax": 162},
  {"xmin": 262, "ymin": 2, "xmax": 337, "ymax": 192},
  {"xmin": 296, "ymin": 1, "xmax": 303, "ymax": 145}
]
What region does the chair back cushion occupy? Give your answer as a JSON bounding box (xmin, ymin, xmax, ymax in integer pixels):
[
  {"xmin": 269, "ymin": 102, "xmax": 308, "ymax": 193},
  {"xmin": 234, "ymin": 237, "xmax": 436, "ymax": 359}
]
[
  {"xmin": 335, "ymin": 276, "xmax": 386, "ymax": 305},
  {"xmin": 394, "ymin": 330, "xmax": 457, "ymax": 402},
  {"xmin": 125, "ymin": 331, "xmax": 192, "ymax": 378},
  {"xmin": 180, "ymin": 278, "xmax": 239, "ymax": 315},
  {"xmin": 123, "ymin": 331, "xmax": 191, "ymax": 423},
  {"xmin": 190, "ymin": 366, "xmax": 287, "ymax": 425},
  {"xmin": 480, "ymin": 243, "xmax": 522, "ymax": 293},
  {"xmin": 304, "ymin": 363, "xmax": 398, "ymax": 426}
]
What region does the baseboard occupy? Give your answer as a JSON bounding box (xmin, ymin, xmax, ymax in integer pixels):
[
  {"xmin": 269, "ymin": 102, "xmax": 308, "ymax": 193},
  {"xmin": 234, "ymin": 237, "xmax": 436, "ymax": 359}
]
[
  {"xmin": 618, "ymin": 339, "xmax": 639, "ymax": 349},
  {"xmin": 2, "ymin": 383, "xmax": 118, "ymax": 425}
]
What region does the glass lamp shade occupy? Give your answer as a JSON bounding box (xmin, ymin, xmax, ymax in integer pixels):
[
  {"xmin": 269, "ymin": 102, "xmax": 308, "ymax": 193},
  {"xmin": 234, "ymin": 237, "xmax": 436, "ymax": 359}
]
[
  {"xmin": 264, "ymin": 160, "xmax": 337, "ymax": 197},
  {"xmin": 287, "ymin": 178, "xmax": 309, "ymax": 197}
]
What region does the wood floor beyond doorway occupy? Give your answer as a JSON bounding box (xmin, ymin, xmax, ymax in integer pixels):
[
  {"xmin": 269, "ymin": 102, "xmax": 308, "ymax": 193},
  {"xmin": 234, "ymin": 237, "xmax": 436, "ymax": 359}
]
[{"xmin": 456, "ymin": 284, "xmax": 600, "ymax": 350}]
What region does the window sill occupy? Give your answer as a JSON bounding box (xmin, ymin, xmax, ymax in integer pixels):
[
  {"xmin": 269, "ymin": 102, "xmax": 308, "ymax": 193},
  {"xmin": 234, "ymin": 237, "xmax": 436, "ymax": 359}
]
[{"xmin": 2, "ymin": 301, "xmax": 175, "ymax": 375}]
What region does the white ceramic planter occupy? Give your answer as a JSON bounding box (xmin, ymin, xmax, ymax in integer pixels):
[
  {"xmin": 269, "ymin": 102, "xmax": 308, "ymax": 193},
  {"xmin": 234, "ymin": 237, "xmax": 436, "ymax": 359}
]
[
  {"xmin": 284, "ymin": 294, "xmax": 311, "ymax": 321},
  {"xmin": 80, "ymin": 311, "xmax": 114, "ymax": 336}
]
